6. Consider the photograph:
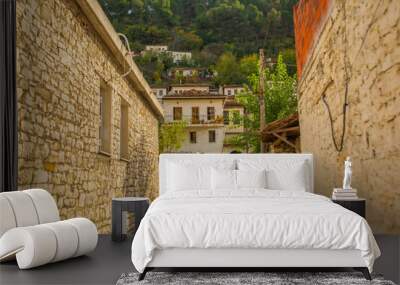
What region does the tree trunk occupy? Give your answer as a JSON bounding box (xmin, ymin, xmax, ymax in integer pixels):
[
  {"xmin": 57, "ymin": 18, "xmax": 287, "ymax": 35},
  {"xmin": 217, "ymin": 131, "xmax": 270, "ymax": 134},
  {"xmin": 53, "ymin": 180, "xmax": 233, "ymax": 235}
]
[{"xmin": 258, "ymin": 49, "xmax": 266, "ymax": 153}]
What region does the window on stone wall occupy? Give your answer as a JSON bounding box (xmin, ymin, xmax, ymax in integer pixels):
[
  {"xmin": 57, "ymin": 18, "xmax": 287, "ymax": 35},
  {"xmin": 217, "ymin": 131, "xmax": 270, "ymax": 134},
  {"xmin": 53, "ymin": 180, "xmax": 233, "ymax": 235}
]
[
  {"xmin": 190, "ymin": 132, "xmax": 197, "ymax": 144},
  {"xmin": 120, "ymin": 97, "xmax": 129, "ymax": 160},
  {"xmin": 99, "ymin": 80, "xmax": 112, "ymax": 155},
  {"xmin": 209, "ymin": 130, "xmax": 216, "ymax": 143},
  {"xmin": 207, "ymin": 107, "xmax": 215, "ymax": 121},
  {"xmin": 173, "ymin": 107, "xmax": 182, "ymax": 120},
  {"xmin": 192, "ymin": 107, "xmax": 199, "ymax": 124}
]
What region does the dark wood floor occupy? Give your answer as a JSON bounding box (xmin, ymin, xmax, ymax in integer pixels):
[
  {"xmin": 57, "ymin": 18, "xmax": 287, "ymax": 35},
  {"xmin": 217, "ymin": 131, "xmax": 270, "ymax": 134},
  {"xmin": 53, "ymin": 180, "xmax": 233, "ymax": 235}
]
[
  {"xmin": 0, "ymin": 235, "xmax": 399, "ymax": 285},
  {"xmin": 0, "ymin": 235, "xmax": 133, "ymax": 285}
]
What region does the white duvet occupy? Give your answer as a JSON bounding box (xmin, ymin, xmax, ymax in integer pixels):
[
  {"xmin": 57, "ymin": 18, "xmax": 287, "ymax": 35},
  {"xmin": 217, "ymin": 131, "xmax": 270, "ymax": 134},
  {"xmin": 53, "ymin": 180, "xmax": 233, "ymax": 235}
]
[{"xmin": 131, "ymin": 190, "xmax": 380, "ymax": 273}]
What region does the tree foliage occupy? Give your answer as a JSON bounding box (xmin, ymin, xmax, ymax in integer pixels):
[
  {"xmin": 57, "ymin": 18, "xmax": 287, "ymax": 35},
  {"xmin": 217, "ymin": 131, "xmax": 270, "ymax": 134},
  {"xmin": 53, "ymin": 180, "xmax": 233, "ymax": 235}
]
[
  {"xmin": 228, "ymin": 53, "xmax": 297, "ymax": 152},
  {"xmin": 159, "ymin": 121, "xmax": 188, "ymax": 153},
  {"xmin": 213, "ymin": 52, "xmax": 260, "ymax": 86},
  {"xmin": 99, "ymin": 0, "xmax": 298, "ymax": 82}
]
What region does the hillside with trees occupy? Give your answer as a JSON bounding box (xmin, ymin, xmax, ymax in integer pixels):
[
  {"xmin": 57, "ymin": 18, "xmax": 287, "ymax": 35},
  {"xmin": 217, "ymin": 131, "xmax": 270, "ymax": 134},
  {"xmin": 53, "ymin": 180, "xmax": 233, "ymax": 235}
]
[{"xmin": 99, "ymin": 0, "xmax": 298, "ymax": 84}]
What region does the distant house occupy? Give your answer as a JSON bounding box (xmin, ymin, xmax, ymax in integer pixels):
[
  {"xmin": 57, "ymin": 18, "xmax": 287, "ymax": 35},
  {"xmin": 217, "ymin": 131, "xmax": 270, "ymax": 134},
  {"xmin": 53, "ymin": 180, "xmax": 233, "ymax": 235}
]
[
  {"xmin": 169, "ymin": 83, "xmax": 210, "ymax": 94},
  {"xmin": 141, "ymin": 46, "xmax": 191, "ymax": 63},
  {"xmin": 159, "ymin": 83, "xmax": 246, "ymax": 153},
  {"xmin": 168, "ymin": 67, "xmax": 203, "ymax": 78},
  {"xmin": 170, "ymin": 51, "xmax": 192, "ymax": 63},
  {"xmin": 161, "ymin": 85, "xmax": 226, "ymax": 153},
  {"xmin": 220, "ymin": 84, "xmax": 245, "ymax": 96},
  {"xmin": 150, "ymin": 85, "xmax": 168, "ymax": 100},
  {"xmin": 168, "ymin": 67, "xmax": 213, "ymax": 83},
  {"xmin": 144, "ymin": 45, "xmax": 168, "ymax": 53}
]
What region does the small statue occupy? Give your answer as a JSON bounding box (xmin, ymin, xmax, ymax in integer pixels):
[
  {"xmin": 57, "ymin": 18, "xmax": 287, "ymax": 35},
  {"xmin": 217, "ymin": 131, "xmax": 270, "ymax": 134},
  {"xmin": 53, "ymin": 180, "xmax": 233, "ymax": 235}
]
[{"xmin": 343, "ymin": 156, "xmax": 352, "ymax": 190}]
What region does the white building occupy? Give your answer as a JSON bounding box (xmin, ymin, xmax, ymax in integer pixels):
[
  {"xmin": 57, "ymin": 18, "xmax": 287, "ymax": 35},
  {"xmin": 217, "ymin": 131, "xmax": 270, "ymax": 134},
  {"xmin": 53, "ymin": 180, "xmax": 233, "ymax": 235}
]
[
  {"xmin": 162, "ymin": 89, "xmax": 225, "ymax": 153},
  {"xmin": 221, "ymin": 84, "xmax": 245, "ymax": 96},
  {"xmin": 169, "ymin": 83, "xmax": 210, "ymax": 95},
  {"xmin": 141, "ymin": 46, "xmax": 191, "ymax": 63},
  {"xmin": 168, "ymin": 67, "xmax": 202, "ymax": 78},
  {"xmin": 170, "ymin": 51, "xmax": 192, "ymax": 63},
  {"xmin": 144, "ymin": 45, "xmax": 168, "ymax": 52},
  {"xmin": 150, "ymin": 85, "xmax": 168, "ymax": 100}
]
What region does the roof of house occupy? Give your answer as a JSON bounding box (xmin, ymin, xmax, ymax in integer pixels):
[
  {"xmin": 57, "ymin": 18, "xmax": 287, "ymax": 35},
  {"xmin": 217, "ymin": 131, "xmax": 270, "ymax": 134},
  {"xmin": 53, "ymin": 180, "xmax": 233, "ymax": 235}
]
[
  {"xmin": 169, "ymin": 83, "xmax": 211, "ymax": 87},
  {"xmin": 261, "ymin": 113, "xmax": 299, "ymax": 142},
  {"xmin": 223, "ymin": 84, "xmax": 245, "ymax": 88},
  {"xmin": 224, "ymin": 98, "xmax": 244, "ymax": 108},
  {"xmin": 146, "ymin": 45, "xmax": 168, "ymax": 47},
  {"xmin": 170, "ymin": 67, "xmax": 206, "ymax": 71},
  {"xmin": 163, "ymin": 90, "xmax": 226, "ymax": 99},
  {"xmin": 150, "ymin": 84, "xmax": 168, "ymax": 89},
  {"xmin": 75, "ymin": 0, "xmax": 164, "ymax": 119},
  {"xmin": 171, "ymin": 51, "xmax": 192, "ymax": 54}
]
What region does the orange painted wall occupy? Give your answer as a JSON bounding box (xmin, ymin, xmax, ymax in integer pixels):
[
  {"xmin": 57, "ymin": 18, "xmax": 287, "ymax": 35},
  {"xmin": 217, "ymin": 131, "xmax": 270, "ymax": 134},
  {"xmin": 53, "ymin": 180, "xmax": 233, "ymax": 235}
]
[{"xmin": 293, "ymin": 0, "xmax": 331, "ymax": 78}]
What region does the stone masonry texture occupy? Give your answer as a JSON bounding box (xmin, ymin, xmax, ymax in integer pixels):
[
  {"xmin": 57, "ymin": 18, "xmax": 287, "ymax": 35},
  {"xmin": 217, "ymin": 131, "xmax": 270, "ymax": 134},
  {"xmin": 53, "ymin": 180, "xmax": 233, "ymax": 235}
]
[
  {"xmin": 297, "ymin": 0, "xmax": 400, "ymax": 233},
  {"xmin": 16, "ymin": 0, "xmax": 160, "ymax": 233}
]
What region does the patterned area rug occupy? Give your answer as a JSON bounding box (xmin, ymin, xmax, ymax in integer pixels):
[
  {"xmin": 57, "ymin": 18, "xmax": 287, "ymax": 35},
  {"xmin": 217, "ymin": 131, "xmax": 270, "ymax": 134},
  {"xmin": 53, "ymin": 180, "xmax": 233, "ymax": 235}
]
[{"xmin": 116, "ymin": 272, "xmax": 396, "ymax": 285}]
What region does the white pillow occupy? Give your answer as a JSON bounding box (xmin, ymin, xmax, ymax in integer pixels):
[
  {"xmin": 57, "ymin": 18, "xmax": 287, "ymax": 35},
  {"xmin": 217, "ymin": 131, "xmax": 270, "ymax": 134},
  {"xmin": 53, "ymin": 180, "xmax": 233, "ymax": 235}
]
[
  {"xmin": 237, "ymin": 159, "xmax": 309, "ymax": 191},
  {"xmin": 167, "ymin": 163, "xmax": 212, "ymax": 191},
  {"xmin": 166, "ymin": 159, "xmax": 235, "ymax": 192},
  {"xmin": 266, "ymin": 165, "xmax": 307, "ymax": 191},
  {"xmin": 236, "ymin": 169, "xmax": 267, "ymax": 189},
  {"xmin": 212, "ymin": 168, "xmax": 237, "ymax": 190},
  {"xmin": 168, "ymin": 159, "xmax": 235, "ymax": 170}
]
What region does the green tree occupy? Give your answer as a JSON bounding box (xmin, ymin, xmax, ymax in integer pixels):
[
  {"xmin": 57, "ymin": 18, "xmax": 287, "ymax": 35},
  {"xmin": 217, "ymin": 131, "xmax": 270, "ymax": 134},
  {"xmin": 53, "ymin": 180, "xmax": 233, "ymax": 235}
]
[
  {"xmin": 229, "ymin": 53, "xmax": 297, "ymax": 152},
  {"xmin": 239, "ymin": 54, "xmax": 258, "ymax": 85},
  {"xmin": 159, "ymin": 121, "xmax": 188, "ymax": 153},
  {"xmin": 135, "ymin": 51, "xmax": 174, "ymax": 83},
  {"xmin": 170, "ymin": 28, "xmax": 203, "ymax": 51},
  {"xmin": 99, "ymin": 0, "xmax": 299, "ymax": 82},
  {"xmin": 214, "ymin": 52, "xmax": 245, "ymax": 85}
]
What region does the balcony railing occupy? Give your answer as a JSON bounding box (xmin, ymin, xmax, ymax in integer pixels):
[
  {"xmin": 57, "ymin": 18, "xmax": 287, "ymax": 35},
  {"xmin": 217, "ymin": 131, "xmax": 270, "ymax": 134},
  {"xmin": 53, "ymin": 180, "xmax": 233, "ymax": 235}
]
[{"xmin": 165, "ymin": 115, "xmax": 224, "ymax": 125}]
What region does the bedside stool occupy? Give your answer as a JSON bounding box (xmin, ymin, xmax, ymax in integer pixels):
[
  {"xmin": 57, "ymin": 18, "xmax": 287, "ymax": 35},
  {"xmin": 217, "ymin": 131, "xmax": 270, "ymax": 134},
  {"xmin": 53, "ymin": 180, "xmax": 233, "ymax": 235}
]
[
  {"xmin": 332, "ymin": 198, "xmax": 366, "ymax": 218},
  {"xmin": 112, "ymin": 197, "xmax": 149, "ymax": 242}
]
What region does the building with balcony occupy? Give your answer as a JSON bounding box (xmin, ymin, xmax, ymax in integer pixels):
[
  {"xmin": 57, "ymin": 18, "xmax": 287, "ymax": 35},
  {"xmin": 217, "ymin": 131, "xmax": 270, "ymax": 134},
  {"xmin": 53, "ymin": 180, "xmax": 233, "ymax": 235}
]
[
  {"xmin": 223, "ymin": 97, "xmax": 245, "ymax": 153},
  {"xmin": 162, "ymin": 90, "xmax": 226, "ymax": 153}
]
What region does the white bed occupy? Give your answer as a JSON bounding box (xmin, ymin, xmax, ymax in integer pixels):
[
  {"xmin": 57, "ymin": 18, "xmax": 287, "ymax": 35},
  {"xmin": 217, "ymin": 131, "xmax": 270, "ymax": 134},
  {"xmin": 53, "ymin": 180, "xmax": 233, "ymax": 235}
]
[{"xmin": 131, "ymin": 154, "xmax": 380, "ymax": 280}]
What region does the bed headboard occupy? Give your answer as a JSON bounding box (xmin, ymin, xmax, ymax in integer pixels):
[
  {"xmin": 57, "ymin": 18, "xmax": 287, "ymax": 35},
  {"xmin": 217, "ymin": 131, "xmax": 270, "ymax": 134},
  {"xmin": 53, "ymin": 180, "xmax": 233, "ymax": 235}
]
[{"xmin": 159, "ymin": 153, "xmax": 314, "ymax": 195}]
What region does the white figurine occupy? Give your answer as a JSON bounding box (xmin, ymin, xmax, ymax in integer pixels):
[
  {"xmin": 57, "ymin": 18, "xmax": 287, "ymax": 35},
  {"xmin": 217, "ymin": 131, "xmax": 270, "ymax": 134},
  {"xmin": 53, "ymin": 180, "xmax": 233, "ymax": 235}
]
[{"xmin": 343, "ymin": 156, "xmax": 352, "ymax": 190}]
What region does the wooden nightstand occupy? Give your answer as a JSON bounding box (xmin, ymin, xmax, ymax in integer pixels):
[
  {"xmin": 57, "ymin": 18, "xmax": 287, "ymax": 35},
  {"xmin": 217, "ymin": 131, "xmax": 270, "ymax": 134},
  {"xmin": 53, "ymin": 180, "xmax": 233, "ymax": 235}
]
[{"xmin": 332, "ymin": 198, "xmax": 366, "ymax": 218}]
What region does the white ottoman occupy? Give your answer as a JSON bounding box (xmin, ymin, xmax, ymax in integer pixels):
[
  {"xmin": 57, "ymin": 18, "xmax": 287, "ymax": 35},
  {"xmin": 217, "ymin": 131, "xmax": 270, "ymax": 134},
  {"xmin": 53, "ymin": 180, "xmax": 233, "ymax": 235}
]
[{"xmin": 0, "ymin": 189, "xmax": 98, "ymax": 269}]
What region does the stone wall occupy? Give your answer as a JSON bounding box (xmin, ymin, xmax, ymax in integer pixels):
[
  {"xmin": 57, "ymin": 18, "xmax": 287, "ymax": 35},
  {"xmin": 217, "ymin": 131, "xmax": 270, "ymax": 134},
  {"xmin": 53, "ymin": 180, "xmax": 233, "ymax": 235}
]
[
  {"xmin": 296, "ymin": 0, "xmax": 400, "ymax": 233},
  {"xmin": 16, "ymin": 0, "xmax": 160, "ymax": 233}
]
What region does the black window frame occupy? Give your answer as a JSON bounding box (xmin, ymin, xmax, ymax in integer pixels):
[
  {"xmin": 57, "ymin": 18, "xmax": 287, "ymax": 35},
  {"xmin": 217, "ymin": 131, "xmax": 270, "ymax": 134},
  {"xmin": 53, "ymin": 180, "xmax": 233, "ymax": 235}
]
[
  {"xmin": 190, "ymin": 131, "xmax": 197, "ymax": 143},
  {"xmin": 207, "ymin": 107, "xmax": 215, "ymax": 121},
  {"xmin": 209, "ymin": 130, "xmax": 216, "ymax": 143}
]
